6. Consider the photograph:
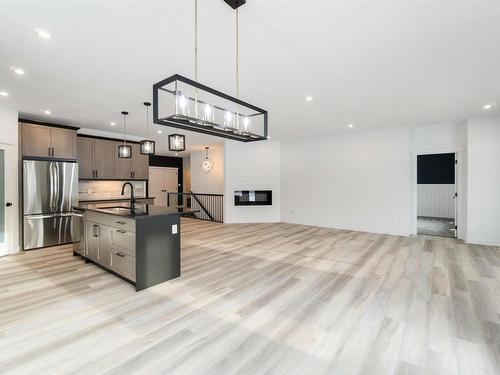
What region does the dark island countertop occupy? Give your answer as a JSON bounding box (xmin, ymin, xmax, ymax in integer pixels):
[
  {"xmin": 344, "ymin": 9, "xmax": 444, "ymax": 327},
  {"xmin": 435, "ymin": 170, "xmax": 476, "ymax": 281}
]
[{"xmin": 74, "ymin": 202, "xmax": 198, "ymax": 219}]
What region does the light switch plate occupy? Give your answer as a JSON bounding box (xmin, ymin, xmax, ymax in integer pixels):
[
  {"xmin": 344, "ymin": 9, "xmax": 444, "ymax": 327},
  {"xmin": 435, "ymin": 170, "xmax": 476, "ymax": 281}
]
[{"xmin": 172, "ymin": 224, "xmax": 178, "ymax": 234}]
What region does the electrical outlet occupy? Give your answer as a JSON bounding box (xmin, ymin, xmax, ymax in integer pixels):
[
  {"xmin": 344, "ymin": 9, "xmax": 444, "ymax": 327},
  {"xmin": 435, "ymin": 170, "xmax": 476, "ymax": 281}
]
[{"xmin": 172, "ymin": 224, "xmax": 178, "ymax": 234}]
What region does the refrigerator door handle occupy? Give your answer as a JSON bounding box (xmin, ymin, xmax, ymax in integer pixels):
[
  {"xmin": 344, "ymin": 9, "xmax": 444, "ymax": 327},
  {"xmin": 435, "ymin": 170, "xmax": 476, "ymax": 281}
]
[{"xmin": 25, "ymin": 213, "xmax": 75, "ymax": 220}]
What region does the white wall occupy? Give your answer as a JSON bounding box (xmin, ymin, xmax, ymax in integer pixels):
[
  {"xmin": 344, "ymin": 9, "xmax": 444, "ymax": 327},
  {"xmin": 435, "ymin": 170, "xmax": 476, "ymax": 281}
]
[
  {"xmin": 466, "ymin": 115, "xmax": 500, "ymax": 246},
  {"xmin": 224, "ymin": 141, "xmax": 280, "ymax": 223},
  {"xmin": 281, "ymin": 127, "xmax": 411, "ymax": 236},
  {"xmin": 0, "ymin": 105, "xmax": 19, "ymax": 255},
  {"xmin": 417, "ymin": 184, "xmax": 455, "ymax": 218},
  {"xmin": 190, "ymin": 144, "xmax": 224, "ymax": 194}
]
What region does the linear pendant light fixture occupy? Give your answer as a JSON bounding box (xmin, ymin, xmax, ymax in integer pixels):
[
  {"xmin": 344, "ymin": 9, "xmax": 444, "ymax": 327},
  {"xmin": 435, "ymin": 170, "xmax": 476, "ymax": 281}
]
[
  {"xmin": 140, "ymin": 102, "xmax": 155, "ymax": 155},
  {"xmin": 153, "ymin": 0, "xmax": 268, "ymax": 142},
  {"xmin": 118, "ymin": 111, "xmax": 132, "ymax": 158}
]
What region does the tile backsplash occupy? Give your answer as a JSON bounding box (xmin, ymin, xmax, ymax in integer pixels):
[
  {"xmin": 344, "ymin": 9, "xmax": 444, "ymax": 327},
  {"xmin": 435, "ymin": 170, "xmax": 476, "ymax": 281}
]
[{"xmin": 79, "ymin": 180, "xmax": 147, "ymax": 201}]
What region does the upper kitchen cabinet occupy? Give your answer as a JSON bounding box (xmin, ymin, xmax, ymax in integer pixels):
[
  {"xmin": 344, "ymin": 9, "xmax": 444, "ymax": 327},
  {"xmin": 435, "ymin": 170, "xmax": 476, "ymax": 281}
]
[
  {"xmin": 131, "ymin": 143, "xmax": 149, "ymax": 179},
  {"xmin": 77, "ymin": 137, "xmax": 114, "ymax": 179},
  {"xmin": 113, "ymin": 143, "xmax": 132, "ymax": 179},
  {"xmin": 21, "ymin": 123, "xmax": 77, "ymax": 159},
  {"xmin": 50, "ymin": 128, "xmax": 77, "ymax": 159}
]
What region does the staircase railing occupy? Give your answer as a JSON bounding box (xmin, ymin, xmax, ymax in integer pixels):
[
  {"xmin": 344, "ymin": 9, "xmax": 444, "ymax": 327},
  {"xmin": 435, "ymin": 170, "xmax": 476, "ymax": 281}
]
[{"xmin": 167, "ymin": 192, "xmax": 223, "ymax": 223}]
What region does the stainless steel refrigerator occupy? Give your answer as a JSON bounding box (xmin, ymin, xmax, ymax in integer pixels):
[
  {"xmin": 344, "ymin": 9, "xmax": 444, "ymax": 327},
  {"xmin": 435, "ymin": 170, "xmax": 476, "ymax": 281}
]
[{"xmin": 23, "ymin": 160, "xmax": 81, "ymax": 250}]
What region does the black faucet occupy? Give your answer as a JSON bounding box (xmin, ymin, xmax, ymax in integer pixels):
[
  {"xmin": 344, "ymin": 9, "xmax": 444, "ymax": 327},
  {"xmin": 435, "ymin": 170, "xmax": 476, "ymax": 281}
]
[{"xmin": 121, "ymin": 182, "xmax": 136, "ymax": 209}]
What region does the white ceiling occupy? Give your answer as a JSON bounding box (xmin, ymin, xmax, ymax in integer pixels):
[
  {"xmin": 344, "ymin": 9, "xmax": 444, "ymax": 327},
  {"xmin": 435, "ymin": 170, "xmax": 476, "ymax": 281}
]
[{"xmin": 1, "ymin": 0, "xmax": 499, "ymax": 152}]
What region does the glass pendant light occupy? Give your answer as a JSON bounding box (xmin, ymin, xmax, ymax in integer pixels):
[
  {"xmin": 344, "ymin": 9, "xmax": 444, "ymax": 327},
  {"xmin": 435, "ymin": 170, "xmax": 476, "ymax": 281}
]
[
  {"xmin": 199, "ymin": 146, "xmax": 214, "ymax": 174},
  {"xmin": 140, "ymin": 102, "xmax": 155, "ymax": 155},
  {"xmin": 168, "ymin": 134, "xmax": 185, "ymax": 152},
  {"xmin": 118, "ymin": 111, "xmax": 132, "ymax": 158}
]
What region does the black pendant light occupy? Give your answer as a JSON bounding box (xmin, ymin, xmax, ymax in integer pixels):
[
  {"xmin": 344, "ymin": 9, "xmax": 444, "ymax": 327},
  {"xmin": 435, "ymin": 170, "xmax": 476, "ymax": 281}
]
[
  {"xmin": 140, "ymin": 102, "xmax": 155, "ymax": 155},
  {"xmin": 168, "ymin": 134, "xmax": 185, "ymax": 152},
  {"xmin": 118, "ymin": 111, "xmax": 132, "ymax": 158}
]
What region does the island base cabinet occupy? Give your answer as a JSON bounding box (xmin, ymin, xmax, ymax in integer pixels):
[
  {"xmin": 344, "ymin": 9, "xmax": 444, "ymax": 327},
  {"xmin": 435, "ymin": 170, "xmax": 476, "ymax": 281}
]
[
  {"xmin": 111, "ymin": 251, "xmax": 136, "ymax": 282},
  {"xmin": 80, "ymin": 210, "xmax": 181, "ymax": 291}
]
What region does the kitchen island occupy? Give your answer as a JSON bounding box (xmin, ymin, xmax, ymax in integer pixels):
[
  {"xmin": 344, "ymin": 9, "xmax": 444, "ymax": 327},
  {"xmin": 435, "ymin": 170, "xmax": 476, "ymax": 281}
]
[{"xmin": 73, "ymin": 202, "xmax": 196, "ymax": 291}]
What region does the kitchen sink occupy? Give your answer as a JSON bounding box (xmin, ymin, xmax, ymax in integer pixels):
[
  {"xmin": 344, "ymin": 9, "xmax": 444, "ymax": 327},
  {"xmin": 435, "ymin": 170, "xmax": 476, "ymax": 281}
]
[
  {"xmin": 99, "ymin": 206, "xmax": 146, "ymax": 215},
  {"xmin": 101, "ymin": 206, "xmax": 132, "ymax": 211}
]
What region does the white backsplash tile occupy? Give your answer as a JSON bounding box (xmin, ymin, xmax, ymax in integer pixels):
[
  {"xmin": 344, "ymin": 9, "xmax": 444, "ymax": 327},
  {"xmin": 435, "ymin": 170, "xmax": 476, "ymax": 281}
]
[{"xmin": 79, "ymin": 180, "xmax": 146, "ymax": 201}]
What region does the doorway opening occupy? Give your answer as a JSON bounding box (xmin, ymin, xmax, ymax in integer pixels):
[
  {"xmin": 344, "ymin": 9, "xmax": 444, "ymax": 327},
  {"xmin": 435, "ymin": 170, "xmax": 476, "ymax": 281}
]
[{"xmin": 416, "ymin": 153, "xmax": 457, "ymax": 238}]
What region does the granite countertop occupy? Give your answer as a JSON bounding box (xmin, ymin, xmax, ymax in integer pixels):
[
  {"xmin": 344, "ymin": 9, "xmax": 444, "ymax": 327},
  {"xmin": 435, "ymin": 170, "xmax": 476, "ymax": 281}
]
[
  {"xmin": 78, "ymin": 197, "xmax": 155, "ymax": 203},
  {"xmin": 74, "ymin": 202, "xmax": 198, "ymax": 219}
]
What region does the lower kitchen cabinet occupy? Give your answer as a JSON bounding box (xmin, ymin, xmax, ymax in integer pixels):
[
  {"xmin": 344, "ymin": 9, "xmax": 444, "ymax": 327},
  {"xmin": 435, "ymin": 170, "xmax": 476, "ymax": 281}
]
[{"xmin": 85, "ymin": 216, "xmax": 136, "ymax": 282}]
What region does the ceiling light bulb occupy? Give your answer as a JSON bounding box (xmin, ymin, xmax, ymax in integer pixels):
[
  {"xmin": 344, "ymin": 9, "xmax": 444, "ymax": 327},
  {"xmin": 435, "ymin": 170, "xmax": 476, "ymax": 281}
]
[
  {"xmin": 174, "ymin": 138, "xmax": 180, "ymax": 147},
  {"xmin": 44, "ymin": 110, "xmax": 51, "ymax": 114},
  {"xmin": 306, "ymin": 96, "xmax": 313, "ymax": 102},
  {"xmin": 11, "ymin": 67, "xmax": 25, "ymax": 75},
  {"xmin": 35, "ymin": 28, "xmax": 51, "ymax": 39},
  {"xmin": 204, "ymin": 104, "xmax": 212, "ymax": 116},
  {"xmin": 243, "ymin": 116, "xmax": 250, "ymax": 131},
  {"xmin": 157, "ymin": 130, "xmax": 162, "ymax": 134},
  {"xmin": 483, "ymin": 104, "xmax": 493, "ymax": 110},
  {"xmin": 0, "ymin": 91, "xmax": 8, "ymax": 97},
  {"xmin": 110, "ymin": 121, "xmax": 116, "ymax": 126},
  {"xmin": 348, "ymin": 123, "xmax": 354, "ymax": 128}
]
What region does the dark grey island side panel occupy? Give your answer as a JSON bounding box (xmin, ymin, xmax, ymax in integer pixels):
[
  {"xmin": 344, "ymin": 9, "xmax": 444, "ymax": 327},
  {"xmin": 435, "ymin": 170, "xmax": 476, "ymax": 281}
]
[{"xmin": 135, "ymin": 214, "xmax": 181, "ymax": 291}]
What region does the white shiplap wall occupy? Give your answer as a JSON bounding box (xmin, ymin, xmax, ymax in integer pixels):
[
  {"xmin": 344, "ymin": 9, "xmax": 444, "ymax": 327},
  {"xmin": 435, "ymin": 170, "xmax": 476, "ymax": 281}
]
[
  {"xmin": 417, "ymin": 184, "xmax": 455, "ymax": 218},
  {"xmin": 223, "ymin": 141, "xmax": 280, "ymax": 223}
]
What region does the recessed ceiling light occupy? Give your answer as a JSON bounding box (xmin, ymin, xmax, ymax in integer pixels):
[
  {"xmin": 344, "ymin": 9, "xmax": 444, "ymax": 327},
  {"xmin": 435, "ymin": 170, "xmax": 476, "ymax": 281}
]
[
  {"xmin": 0, "ymin": 91, "xmax": 8, "ymax": 97},
  {"xmin": 157, "ymin": 130, "xmax": 162, "ymax": 134},
  {"xmin": 306, "ymin": 96, "xmax": 313, "ymax": 102},
  {"xmin": 175, "ymin": 153, "xmax": 179, "ymax": 156},
  {"xmin": 483, "ymin": 103, "xmax": 494, "ymax": 110},
  {"xmin": 35, "ymin": 28, "xmax": 51, "ymax": 39},
  {"xmin": 11, "ymin": 67, "xmax": 25, "ymax": 75},
  {"xmin": 110, "ymin": 121, "xmax": 116, "ymax": 126},
  {"xmin": 43, "ymin": 109, "xmax": 51, "ymax": 115},
  {"xmin": 348, "ymin": 123, "xmax": 354, "ymax": 128}
]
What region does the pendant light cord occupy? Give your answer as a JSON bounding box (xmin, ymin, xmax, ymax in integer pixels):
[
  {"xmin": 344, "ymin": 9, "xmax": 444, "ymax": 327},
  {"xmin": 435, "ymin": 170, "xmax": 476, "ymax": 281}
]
[
  {"xmin": 146, "ymin": 105, "xmax": 149, "ymax": 140},
  {"xmin": 123, "ymin": 114, "xmax": 127, "ymax": 145},
  {"xmin": 236, "ymin": 8, "xmax": 239, "ymax": 101},
  {"xmin": 195, "ymin": 0, "xmax": 198, "ymax": 82}
]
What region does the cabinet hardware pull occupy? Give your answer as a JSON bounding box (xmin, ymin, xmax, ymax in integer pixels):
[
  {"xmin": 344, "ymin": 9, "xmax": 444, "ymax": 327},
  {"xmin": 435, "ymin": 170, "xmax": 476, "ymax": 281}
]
[
  {"xmin": 116, "ymin": 221, "xmax": 126, "ymax": 225},
  {"xmin": 116, "ymin": 252, "xmax": 125, "ymax": 257},
  {"xmin": 93, "ymin": 224, "xmax": 100, "ymax": 237},
  {"xmin": 48, "ymin": 147, "xmax": 51, "ymax": 156},
  {"xmin": 117, "ymin": 229, "xmax": 126, "ymax": 233}
]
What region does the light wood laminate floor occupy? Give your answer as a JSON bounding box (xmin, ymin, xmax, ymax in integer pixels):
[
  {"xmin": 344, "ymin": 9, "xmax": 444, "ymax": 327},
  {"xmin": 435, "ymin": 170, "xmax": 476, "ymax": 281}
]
[{"xmin": 1, "ymin": 219, "xmax": 499, "ymax": 374}]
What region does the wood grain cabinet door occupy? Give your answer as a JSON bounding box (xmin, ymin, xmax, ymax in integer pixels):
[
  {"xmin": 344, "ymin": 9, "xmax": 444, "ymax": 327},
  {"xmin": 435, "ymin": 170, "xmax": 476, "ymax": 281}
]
[
  {"xmin": 131, "ymin": 144, "xmax": 149, "ymax": 179},
  {"xmin": 86, "ymin": 222, "xmax": 99, "ymax": 262},
  {"xmin": 21, "ymin": 123, "xmax": 51, "ymax": 157},
  {"xmin": 114, "ymin": 143, "xmax": 132, "ymax": 179},
  {"xmin": 77, "ymin": 137, "xmax": 94, "ymax": 178},
  {"xmin": 93, "ymin": 140, "xmax": 115, "ymax": 179},
  {"xmin": 98, "ymin": 225, "xmax": 112, "ymax": 268},
  {"xmin": 51, "ymin": 128, "xmax": 77, "ymax": 159}
]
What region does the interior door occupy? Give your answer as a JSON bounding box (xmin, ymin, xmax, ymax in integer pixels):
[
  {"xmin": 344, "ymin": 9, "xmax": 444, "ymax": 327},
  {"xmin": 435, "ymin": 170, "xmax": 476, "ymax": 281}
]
[{"xmin": 149, "ymin": 167, "xmax": 178, "ymax": 206}]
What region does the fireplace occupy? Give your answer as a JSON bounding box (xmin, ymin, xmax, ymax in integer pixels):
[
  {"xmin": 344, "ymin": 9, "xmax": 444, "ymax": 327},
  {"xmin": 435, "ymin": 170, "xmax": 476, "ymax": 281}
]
[{"xmin": 234, "ymin": 190, "xmax": 272, "ymax": 206}]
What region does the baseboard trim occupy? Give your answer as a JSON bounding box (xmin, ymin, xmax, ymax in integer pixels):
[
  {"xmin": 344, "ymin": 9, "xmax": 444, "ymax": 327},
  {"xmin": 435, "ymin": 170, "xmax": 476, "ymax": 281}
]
[
  {"xmin": 281, "ymin": 219, "xmax": 410, "ymax": 237},
  {"xmin": 465, "ymin": 237, "xmax": 500, "ymax": 247}
]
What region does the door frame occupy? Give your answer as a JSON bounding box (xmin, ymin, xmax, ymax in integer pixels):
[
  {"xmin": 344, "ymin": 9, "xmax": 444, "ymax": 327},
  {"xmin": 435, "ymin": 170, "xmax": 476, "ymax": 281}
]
[
  {"xmin": 410, "ymin": 147, "xmax": 464, "ymax": 239},
  {"xmin": 148, "ymin": 166, "xmax": 179, "ymax": 206},
  {"xmin": 0, "ymin": 142, "xmax": 19, "ymax": 256}
]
